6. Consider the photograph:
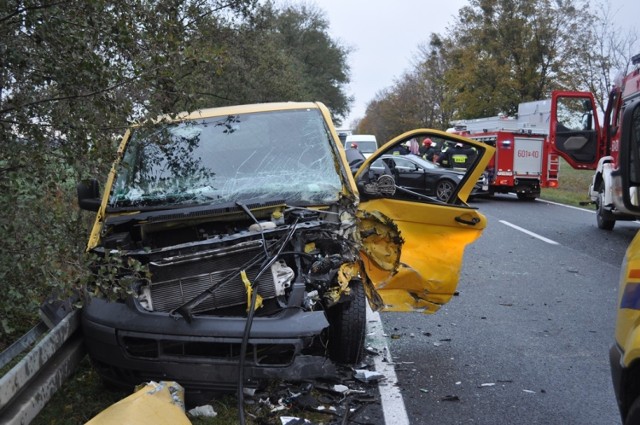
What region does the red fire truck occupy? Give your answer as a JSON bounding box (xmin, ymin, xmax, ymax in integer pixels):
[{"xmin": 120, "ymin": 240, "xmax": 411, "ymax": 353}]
[
  {"xmin": 450, "ymin": 99, "xmax": 560, "ymax": 200},
  {"xmin": 562, "ymin": 53, "xmax": 640, "ymax": 230}
]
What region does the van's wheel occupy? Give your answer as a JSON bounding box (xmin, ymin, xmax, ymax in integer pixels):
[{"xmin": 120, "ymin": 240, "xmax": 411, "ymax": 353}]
[
  {"xmin": 436, "ymin": 179, "xmax": 456, "ymax": 202},
  {"xmin": 596, "ymin": 184, "xmax": 615, "ymax": 230},
  {"xmin": 326, "ymin": 281, "xmax": 366, "ymax": 364}
]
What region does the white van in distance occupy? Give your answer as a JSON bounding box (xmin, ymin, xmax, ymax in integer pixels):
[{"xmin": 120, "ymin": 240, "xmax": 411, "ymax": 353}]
[{"xmin": 345, "ymin": 134, "xmax": 377, "ymax": 158}]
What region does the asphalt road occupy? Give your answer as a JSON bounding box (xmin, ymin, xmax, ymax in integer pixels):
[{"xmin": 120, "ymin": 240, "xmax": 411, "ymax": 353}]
[{"xmin": 379, "ymin": 195, "xmax": 640, "ymax": 425}]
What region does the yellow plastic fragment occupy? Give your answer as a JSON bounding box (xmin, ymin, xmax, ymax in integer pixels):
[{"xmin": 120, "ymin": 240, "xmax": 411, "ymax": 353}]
[
  {"xmin": 85, "ymin": 381, "xmax": 190, "ymax": 425},
  {"xmin": 337, "ymin": 262, "xmax": 361, "ymax": 291},
  {"xmin": 241, "ymin": 270, "xmax": 263, "ymax": 311}
]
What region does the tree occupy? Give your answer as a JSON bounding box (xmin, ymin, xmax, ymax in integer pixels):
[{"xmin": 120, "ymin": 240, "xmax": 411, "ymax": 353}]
[
  {"xmin": 568, "ymin": 0, "xmax": 639, "ymax": 113},
  {"xmin": 357, "ymin": 34, "xmax": 459, "ymax": 139},
  {"xmin": 442, "ymin": 0, "xmax": 593, "ymax": 118},
  {"xmin": 225, "ymin": 2, "xmax": 352, "ymax": 120},
  {"xmin": 0, "ymin": 0, "xmax": 352, "ymax": 345}
]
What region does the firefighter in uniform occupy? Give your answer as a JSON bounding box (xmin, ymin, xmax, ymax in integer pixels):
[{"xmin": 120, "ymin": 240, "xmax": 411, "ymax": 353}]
[{"xmin": 438, "ymin": 142, "xmax": 476, "ymax": 169}]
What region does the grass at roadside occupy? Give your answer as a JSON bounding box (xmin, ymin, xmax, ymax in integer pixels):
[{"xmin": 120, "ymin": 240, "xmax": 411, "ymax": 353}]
[{"xmin": 540, "ymin": 158, "xmax": 594, "ymax": 208}]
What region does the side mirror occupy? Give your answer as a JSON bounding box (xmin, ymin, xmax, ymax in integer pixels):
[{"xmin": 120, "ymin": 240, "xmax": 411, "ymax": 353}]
[
  {"xmin": 77, "ymin": 179, "xmax": 101, "ymax": 211},
  {"xmin": 359, "ymin": 175, "xmax": 396, "ymax": 197},
  {"xmin": 620, "ymin": 100, "xmax": 640, "ymax": 212}
]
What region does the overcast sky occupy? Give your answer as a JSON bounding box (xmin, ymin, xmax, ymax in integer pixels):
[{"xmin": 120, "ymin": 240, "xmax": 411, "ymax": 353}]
[{"xmin": 276, "ymin": 0, "xmax": 639, "ymax": 128}]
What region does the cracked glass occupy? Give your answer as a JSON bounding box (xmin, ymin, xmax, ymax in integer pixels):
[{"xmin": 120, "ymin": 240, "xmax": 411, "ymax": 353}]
[{"xmin": 108, "ymin": 108, "xmax": 343, "ymax": 209}]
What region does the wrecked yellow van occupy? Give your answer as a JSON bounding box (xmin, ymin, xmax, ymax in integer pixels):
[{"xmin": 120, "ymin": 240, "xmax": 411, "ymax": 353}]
[{"xmin": 77, "ymin": 102, "xmax": 493, "ymax": 395}]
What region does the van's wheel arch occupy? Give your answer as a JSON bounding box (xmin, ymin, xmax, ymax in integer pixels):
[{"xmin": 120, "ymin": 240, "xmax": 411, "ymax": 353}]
[{"xmin": 326, "ymin": 280, "xmax": 366, "ymax": 364}]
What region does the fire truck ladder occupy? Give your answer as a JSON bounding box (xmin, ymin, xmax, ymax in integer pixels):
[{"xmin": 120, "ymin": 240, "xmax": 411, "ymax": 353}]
[{"xmin": 547, "ymin": 153, "xmax": 559, "ymax": 182}]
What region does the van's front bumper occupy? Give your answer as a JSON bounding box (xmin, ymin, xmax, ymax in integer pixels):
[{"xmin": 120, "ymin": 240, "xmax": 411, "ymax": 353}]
[{"xmin": 82, "ymin": 296, "xmax": 333, "ymax": 394}]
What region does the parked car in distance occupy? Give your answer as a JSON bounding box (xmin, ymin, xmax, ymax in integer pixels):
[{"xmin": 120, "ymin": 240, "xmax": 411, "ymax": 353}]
[
  {"xmin": 345, "ymin": 134, "xmax": 377, "ymax": 158},
  {"xmin": 76, "ymin": 102, "xmax": 493, "ymax": 401},
  {"xmin": 369, "ymin": 153, "xmax": 488, "ymax": 202}
]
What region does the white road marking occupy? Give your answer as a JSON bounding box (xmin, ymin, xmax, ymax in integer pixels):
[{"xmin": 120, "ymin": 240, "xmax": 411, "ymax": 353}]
[
  {"xmin": 535, "ymin": 198, "xmax": 595, "ymax": 213},
  {"xmin": 537, "ymin": 198, "xmax": 640, "ymax": 226},
  {"xmin": 366, "ymin": 304, "xmax": 410, "ymax": 425},
  {"xmin": 499, "ymin": 220, "xmax": 560, "ymax": 245}
]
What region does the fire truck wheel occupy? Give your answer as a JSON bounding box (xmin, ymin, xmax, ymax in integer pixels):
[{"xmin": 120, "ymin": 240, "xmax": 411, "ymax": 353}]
[
  {"xmin": 596, "ymin": 185, "xmax": 615, "ymax": 230},
  {"xmin": 436, "ymin": 179, "xmax": 456, "ymax": 202},
  {"xmin": 326, "ymin": 280, "xmax": 366, "ymax": 364}
]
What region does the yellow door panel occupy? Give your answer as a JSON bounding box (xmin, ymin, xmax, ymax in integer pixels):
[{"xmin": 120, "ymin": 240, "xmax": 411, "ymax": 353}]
[{"xmin": 357, "ymin": 188, "xmax": 486, "ymax": 313}]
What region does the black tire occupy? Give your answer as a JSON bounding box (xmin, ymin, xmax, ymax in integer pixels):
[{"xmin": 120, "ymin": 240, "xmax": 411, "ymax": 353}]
[
  {"xmin": 436, "ymin": 179, "xmax": 456, "ymax": 202},
  {"xmin": 596, "ymin": 184, "xmax": 615, "ymax": 230},
  {"xmin": 625, "ymin": 396, "xmax": 640, "ymax": 425},
  {"xmin": 327, "ymin": 281, "xmax": 366, "ymax": 364}
]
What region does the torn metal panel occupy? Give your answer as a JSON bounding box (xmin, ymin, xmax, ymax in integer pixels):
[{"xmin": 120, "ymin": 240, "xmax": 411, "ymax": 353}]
[{"xmin": 357, "ymin": 198, "xmax": 486, "ymax": 312}]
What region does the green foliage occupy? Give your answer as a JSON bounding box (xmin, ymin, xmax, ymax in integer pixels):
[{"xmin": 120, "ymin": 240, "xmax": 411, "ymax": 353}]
[
  {"xmin": 443, "ymin": 0, "xmax": 594, "ymax": 118},
  {"xmin": 541, "ymin": 158, "xmax": 593, "ymax": 207},
  {"xmin": 358, "ymin": 0, "xmax": 616, "ymax": 135},
  {"xmin": 0, "ymin": 0, "xmax": 352, "ymax": 348},
  {"xmin": 83, "ymin": 252, "xmax": 151, "ymax": 302}
]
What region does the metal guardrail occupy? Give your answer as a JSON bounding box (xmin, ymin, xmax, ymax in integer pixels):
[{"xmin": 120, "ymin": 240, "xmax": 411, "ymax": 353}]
[
  {"xmin": 0, "ymin": 322, "xmax": 48, "ymax": 370},
  {"xmin": 0, "ymin": 310, "xmax": 85, "ymax": 425}
]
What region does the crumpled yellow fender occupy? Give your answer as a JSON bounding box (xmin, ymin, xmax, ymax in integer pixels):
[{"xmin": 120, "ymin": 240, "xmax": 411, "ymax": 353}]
[{"xmin": 85, "ymin": 381, "xmax": 190, "ymax": 425}]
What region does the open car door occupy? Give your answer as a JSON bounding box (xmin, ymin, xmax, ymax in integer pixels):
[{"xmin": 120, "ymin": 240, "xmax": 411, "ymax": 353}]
[
  {"xmin": 550, "ymin": 91, "xmax": 606, "ymax": 169},
  {"xmin": 352, "ymin": 130, "xmax": 494, "ymax": 313}
]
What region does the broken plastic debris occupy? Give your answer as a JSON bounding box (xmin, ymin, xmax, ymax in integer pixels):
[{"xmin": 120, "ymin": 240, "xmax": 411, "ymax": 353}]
[
  {"xmin": 479, "ymin": 383, "xmax": 496, "ymax": 387},
  {"xmin": 419, "ymin": 388, "xmax": 429, "ymax": 393},
  {"xmin": 523, "ymin": 389, "xmax": 536, "ymax": 394},
  {"xmin": 281, "ymin": 418, "xmax": 313, "ymax": 425},
  {"xmin": 332, "ymin": 384, "xmax": 349, "ymax": 394},
  {"xmin": 188, "ymin": 404, "xmax": 217, "ymax": 417},
  {"xmin": 85, "ymin": 381, "xmax": 189, "ymax": 425},
  {"xmin": 354, "ymin": 369, "xmax": 385, "ymax": 382}
]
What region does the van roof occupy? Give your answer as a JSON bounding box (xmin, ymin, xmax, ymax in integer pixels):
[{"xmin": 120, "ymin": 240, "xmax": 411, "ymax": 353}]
[{"xmin": 345, "ymin": 134, "xmax": 377, "ymax": 142}]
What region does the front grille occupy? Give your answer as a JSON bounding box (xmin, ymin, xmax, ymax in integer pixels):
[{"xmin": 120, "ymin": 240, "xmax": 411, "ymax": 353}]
[
  {"xmin": 121, "ymin": 335, "xmax": 297, "ymax": 366},
  {"xmin": 148, "ymin": 241, "xmax": 277, "ymax": 313}
]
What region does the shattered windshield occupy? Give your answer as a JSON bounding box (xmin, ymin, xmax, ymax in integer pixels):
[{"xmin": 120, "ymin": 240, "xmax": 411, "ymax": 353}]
[{"xmin": 108, "ymin": 108, "xmax": 343, "ymax": 209}]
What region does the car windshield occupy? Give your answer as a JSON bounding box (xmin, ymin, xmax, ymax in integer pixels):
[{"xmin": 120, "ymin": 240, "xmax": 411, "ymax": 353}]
[
  {"xmin": 108, "ymin": 108, "xmax": 343, "ymax": 209},
  {"xmin": 355, "ymin": 141, "xmax": 377, "ymax": 153},
  {"xmin": 374, "ymin": 154, "xmax": 442, "ymax": 170},
  {"xmin": 403, "ymin": 154, "xmax": 440, "ymax": 169}
]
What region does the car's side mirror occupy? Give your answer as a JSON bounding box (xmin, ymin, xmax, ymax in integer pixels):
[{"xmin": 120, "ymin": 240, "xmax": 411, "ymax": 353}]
[
  {"xmin": 620, "ymin": 100, "xmax": 640, "ymax": 213},
  {"xmin": 77, "ymin": 179, "xmax": 102, "ymax": 211},
  {"xmin": 359, "ymin": 175, "xmax": 396, "ymax": 197}
]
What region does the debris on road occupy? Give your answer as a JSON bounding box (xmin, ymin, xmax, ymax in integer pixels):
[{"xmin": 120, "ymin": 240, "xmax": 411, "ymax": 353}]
[
  {"xmin": 354, "ymin": 369, "xmax": 385, "ymax": 382},
  {"xmin": 479, "ymin": 383, "xmax": 496, "ymax": 387},
  {"xmin": 188, "ymin": 404, "xmax": 217, "ymax": 417}
]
